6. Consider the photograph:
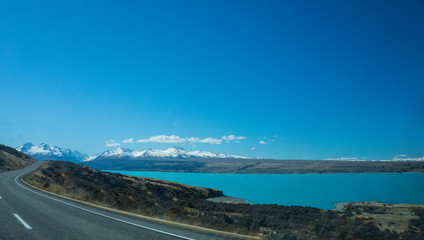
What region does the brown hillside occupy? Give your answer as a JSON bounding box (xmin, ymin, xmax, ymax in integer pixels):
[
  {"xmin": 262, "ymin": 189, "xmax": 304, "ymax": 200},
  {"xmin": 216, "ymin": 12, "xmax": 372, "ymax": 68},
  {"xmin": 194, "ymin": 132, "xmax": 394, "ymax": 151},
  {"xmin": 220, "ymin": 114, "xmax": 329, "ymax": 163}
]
[{"xmin": 0, "ymin": 144, "xmax": 36, "ymax": 172}]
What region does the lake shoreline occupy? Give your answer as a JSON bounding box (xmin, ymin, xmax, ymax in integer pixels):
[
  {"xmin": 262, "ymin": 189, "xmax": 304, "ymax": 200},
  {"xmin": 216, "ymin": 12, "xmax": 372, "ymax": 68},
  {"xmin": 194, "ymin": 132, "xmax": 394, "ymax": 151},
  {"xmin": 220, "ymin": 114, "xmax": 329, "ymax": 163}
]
[
  {"xmin": 207, "ymin": 196, "xmax": 249, "ymax": 204},
  {"xmin": 107, "ymin": 170, "xmax": 424, "ymax": 210},
  {"xmin": 86, "ymin": 158, "xmax": 424, "ymax": 174},
  {"xmin": 334, "ymin": 201, "xmax": 424, "ymax": 211}
]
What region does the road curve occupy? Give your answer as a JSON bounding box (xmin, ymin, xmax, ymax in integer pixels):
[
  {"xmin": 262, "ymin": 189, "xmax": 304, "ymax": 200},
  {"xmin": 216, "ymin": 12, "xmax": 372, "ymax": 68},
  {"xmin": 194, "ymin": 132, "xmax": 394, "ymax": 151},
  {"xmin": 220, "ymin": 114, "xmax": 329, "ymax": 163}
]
[{"xmin": 0, "ymin": 162, "xmax": 246, "ymax": 240}]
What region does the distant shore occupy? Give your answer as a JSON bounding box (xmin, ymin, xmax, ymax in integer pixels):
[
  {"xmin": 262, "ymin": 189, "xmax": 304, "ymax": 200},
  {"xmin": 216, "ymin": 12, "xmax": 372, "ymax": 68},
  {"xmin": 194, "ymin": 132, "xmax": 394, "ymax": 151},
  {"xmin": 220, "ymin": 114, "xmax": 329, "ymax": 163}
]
[
  {"xmin": 335, "ymin": 201, "xmax": 424, "ymax": 211},
  {"xmin": 86, "ymin": 158, "xmax": 424, "ymax": 174}
]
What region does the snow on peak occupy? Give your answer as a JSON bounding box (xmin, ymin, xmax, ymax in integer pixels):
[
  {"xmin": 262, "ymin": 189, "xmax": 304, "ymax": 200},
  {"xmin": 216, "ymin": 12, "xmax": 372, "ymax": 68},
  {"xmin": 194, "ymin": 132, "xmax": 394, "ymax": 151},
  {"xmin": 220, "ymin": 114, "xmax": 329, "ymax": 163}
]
[
  {"xmin": 16, "ymin": 143, "xmax": 88, "ymax": 162},
  {"xmin": 84, "ymin": 155, "xmax": 98, "ymax": 162},
  {"xmin": 145, "ymin": 147, "xmax": 188, "ymax": 158},
  {"xmin": 90, "ymin": 147, "xmax": 249, "ymax": 161},
  {"xmin": 16, "ymin": 143, "xmax": 249, "ymax": 162},
  {"xmin": 98, "ymin": 148, "xmax": 135, "ymax": 158},
  {"xmin": 16, "ymin": 142, "xmax": 34, "ymax": 153}
]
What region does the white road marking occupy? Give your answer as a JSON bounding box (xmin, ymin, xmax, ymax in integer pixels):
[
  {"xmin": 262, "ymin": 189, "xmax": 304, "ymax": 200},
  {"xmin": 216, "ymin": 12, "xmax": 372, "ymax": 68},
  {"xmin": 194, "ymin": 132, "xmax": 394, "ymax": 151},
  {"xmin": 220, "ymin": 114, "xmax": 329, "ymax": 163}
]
[
  {"xmin": 0, "ymin": 195, "xmax": 2, "ymax": 199},
  {"xmin": 14, "ymin": 213, "xmax": 32, "ymax": 229},
  {"xmin": 15, "ymin": 175, "xmax": 195, "ymax": 240}
]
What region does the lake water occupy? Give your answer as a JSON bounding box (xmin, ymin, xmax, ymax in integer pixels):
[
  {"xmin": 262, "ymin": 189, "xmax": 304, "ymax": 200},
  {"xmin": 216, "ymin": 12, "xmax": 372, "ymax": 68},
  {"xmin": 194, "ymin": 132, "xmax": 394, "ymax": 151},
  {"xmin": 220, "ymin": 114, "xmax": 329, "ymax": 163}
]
[{"xmin": 105, "ymin": 171, "xmax": 424, "ymax": 210}]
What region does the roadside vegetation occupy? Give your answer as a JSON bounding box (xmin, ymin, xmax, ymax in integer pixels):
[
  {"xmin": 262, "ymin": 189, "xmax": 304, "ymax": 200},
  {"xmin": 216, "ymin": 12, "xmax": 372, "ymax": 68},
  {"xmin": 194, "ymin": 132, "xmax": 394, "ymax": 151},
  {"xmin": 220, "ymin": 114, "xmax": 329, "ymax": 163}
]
[{"xmin": 25, "ymin": 161, "xmax": 424, "ymax": 239}]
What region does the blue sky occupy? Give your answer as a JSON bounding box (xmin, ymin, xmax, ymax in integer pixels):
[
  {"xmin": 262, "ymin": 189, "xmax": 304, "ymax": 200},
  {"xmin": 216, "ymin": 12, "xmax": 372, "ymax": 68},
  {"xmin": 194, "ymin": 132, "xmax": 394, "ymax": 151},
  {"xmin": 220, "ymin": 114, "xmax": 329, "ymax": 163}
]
[{"xmin": 1, "ymin": 0, "xmax": 423, "ymax": 160}]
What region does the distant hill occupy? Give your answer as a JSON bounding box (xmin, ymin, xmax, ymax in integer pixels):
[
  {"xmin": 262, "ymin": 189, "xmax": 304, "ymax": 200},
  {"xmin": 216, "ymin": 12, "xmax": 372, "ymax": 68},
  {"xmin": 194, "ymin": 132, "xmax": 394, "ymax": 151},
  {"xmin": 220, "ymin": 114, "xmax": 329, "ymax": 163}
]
[
  {"xmin": 85, "ymin": 157, "xmax": 424, "ymax": 174},
  {"xmin": 16, "ymin": 142, "xmax": 89, "ymax": 163},
  {"xmin": 0, "ymin": 144, "xmax": 36, "ymax": 172}
]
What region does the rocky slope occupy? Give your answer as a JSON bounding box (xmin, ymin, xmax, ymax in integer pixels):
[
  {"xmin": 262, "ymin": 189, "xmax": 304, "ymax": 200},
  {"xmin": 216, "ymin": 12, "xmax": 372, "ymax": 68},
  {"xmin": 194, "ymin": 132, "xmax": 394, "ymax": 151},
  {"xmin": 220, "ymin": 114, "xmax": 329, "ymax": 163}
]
[{"xmin": 0, "ymin": 144, "xmax": 36, "ymax": 172}]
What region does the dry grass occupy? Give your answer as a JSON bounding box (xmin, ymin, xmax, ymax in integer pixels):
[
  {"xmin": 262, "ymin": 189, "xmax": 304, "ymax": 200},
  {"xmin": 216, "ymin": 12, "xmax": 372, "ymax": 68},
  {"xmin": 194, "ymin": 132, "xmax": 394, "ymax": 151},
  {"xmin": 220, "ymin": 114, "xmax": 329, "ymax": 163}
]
[{"xmin": 344, "ymin": 202, "xmax": 424, "ymax": 234}]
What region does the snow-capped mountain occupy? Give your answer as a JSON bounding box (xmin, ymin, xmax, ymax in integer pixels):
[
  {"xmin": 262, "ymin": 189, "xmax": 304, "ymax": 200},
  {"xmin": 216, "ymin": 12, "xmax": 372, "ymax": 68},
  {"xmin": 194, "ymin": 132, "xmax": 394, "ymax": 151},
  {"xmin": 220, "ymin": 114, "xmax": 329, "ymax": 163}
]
[
  {"xmin": 16, "ymin": 143, "xmax": 249, "ymax": 163},
  {"xmin": 87, "ymin": 146, "xmax": 248, "ymax": 161},
  {"xmin": 16, "ymin": 143, "xmax": 89, "ymax": 163}
]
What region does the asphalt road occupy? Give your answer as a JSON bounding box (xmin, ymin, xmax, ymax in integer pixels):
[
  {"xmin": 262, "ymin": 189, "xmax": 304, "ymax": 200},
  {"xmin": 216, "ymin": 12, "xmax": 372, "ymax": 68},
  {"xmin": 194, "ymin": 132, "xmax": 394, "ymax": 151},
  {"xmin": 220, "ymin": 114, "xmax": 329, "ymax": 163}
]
[{"xmin": 0, "ymin": 162, "xmax": 247, "ymax": 240}]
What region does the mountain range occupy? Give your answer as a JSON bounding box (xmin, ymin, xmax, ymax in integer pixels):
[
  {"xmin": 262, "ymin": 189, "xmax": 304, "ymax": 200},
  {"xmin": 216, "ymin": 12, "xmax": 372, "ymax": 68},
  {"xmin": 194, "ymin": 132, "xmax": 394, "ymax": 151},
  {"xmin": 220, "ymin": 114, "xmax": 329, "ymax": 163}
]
[
  {"xmin": 16, "ymin": 143, "xmax": 249, "ymax": 162},
  {"xmin": 16, "ymin": 142, "xmax": 89, "ymax": 163}
]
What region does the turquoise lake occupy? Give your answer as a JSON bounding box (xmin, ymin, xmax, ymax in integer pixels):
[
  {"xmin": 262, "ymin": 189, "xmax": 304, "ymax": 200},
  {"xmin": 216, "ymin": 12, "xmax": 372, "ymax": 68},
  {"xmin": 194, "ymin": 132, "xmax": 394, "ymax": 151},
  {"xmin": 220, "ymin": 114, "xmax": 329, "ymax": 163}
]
[{"xmin": 105, "ymin": 171, "xmax": 424, "ymax": 210}]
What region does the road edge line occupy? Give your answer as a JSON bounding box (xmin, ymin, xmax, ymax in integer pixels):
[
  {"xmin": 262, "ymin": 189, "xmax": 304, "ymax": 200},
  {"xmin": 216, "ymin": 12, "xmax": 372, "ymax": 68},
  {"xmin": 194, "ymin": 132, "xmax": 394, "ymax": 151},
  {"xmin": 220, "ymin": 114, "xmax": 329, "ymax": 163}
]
[{"xmin": 13, "ymin": 213, "xmax": 32, "ymax": 229}]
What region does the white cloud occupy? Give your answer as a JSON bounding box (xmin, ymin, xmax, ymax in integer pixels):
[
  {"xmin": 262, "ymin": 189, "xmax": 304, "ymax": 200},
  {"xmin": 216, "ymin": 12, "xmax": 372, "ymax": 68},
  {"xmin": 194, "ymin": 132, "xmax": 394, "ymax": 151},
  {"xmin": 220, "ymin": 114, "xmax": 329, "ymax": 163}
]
[
  {"xmin": 202, "ymin": 137, "xmax": 222, "ymax": 144},
  {"xmin": 251, "ymin": 147, "xmax": 255, "ymax": 150},
  {"xmin": 106, "ymin": 139, "xmax": 121, "ymax": 147},
  {"xmin": 221, "ymin": 135, "xmax": 246, "ymax": 141},
  {"xmin": 259, "ymin": 140, "xmax": 266, "ymax": 144},
  {"xmin": 393, "ymin": 155, "xmax": 424, "ymax": 161},
  {"xmin": 187, "ymin": 137, "xmax": 222, "ymax": 144},
  {"xmin": 122, "ymin": 138, "xmax": 134, "ymax": 143},
  {"xmin": 132, "ymin": 134, "xmax": 250, "ymax": 145},
  {"xmin": 106, "ymin": 143, "xmax": 121, "ymax": 147},
  {"xmin": 137, "ymin": 135, "xmax": 186, "ymax": 143},
  {"xmin": 259, "ymin": 136, "xmax": 278, "ymax": 143}
]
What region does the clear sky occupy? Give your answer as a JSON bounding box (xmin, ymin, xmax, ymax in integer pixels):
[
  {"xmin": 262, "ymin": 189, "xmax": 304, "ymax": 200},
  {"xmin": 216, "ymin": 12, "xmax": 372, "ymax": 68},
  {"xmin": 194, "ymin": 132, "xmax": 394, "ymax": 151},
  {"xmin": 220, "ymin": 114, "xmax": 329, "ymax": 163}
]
[{"xmin": 1, "ymin": 0, "xmax": 423, "ymax": 160}]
